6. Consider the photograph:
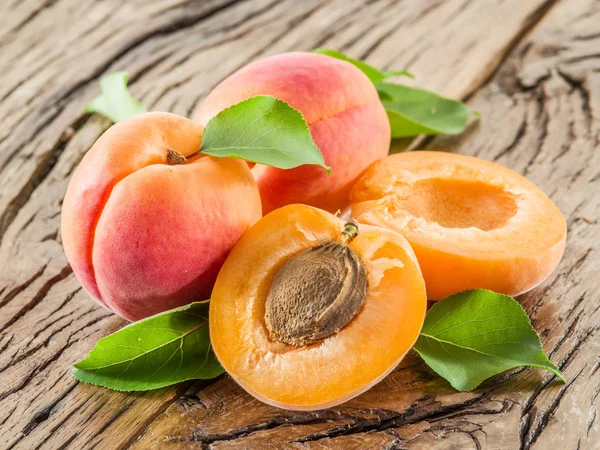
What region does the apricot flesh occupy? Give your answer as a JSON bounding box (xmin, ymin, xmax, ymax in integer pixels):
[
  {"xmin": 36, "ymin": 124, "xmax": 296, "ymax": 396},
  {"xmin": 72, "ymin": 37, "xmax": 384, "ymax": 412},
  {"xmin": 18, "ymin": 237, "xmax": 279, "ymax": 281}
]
[
  {"xmin": 210, "ymin": 204, "xmax": 427, "ymax": 410},
  {"xmin": 350, "ymin": 151, "xmax": 566, "ymax": 299},
  {"xmin": 195, "ymin": 52, "xmax": 391, "ymax": 214},
  {"xmin": 61, "ymin": 112, "xmax": 262, "ymax": 321}
]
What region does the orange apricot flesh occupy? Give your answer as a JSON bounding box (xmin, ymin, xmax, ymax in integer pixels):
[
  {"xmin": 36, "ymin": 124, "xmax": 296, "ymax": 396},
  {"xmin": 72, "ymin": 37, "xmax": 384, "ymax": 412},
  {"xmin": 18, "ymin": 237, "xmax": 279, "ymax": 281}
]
[
  {"xmin": 350, "ymin": 151, "xmax": 566, "ymax": 299},
  {"xmin": 210, "ymin": 204, "xmax": 427, "ymax": 410}
]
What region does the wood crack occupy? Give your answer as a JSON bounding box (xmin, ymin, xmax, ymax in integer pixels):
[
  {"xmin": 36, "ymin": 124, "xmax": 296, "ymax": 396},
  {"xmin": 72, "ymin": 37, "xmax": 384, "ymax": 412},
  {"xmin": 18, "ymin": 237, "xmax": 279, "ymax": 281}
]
[
  {"xmin": 0, "ymin": 404, "xmax": 18, "ymax": 429},
  {"xmin": 21, "ymin": 382, "xmax": 79, "ymax": 437},
  {"xmin": 33, "ymin": 391, "xmax": 95, "ymax": 449},
  {"xmin": 551, "ymin": 119, "xmax": 575, "ymax": 163},
  {"xmin": 196, "ymin": 417, "xmax": 331, "ymax": 448},
  {"xmin": 292, "ymin": 400, "xmax": 508, "ymax": 445},
  {"xmin": 564, "ymin": 292, "xmax": 586, "ymax": 322},
  {"xmin": 520, "ymin": 327, "xmax": 598, "ymax": 449},
  {"xmin": 102, "ymin": 382, "xmax": 193, "ymax": 450},
  {"xmin": 523, "ymin": 89, "xmax": 549, "ymax": 175},
  {"xmin": 0, "ymin": 264, "xmax": 47, "ymax": 309},
  {"xmin": 462, "ymin": 0, "xmax": 560, "ymax": 102},
  {"xmin": 493, "ymin": 116, "xmax": 528, "ymax": 161},
  {"xmin": 0, "ymin": 264, "xmax": 72, "ymax": 334},
  {"xmin": 0, "ymin": 311, "xmax": 110, "ymax": 406},
  {"xmin": 1, "ymin": 0, "xmax": 60, "ymax": 39},
  {"xmin": 0, "ymin": 304, "xmax": 97, "ymax": 375},
  {"xmin": 557, "ymin": 68, "xmax": 594, "ymax": 134},
  {"xmin": 0, "ymin": 115, "xmax": 87, "ymax": 246},
  {"xmin": 524, "ymin": 367, "xmax": 585, "ymax": 449},
  {"xmin": 561, "ymin": 327, "xmax": 599, "ymax": 371},
  {"xmin": 199, "ymin": 396, "xmax": 493, "ymax": 447},
  {"xmin": 354, "ymin": 0, "xmax": 414, "ymax": 60}
]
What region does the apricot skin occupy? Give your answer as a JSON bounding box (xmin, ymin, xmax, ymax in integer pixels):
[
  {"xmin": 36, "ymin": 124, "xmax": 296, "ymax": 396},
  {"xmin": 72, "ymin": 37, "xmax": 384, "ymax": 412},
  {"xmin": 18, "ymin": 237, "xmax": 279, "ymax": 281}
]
[
  {"xmin": 350, "ymin": 151, "xmax": 567, "ymax": 299},
  {"xmin": 61, "ymin": 112, "xmax": 262, "ymax": 321},
  {"xmin": 210, "ymin": 204, "xmax": 426, "ymax": 410},
  {"xmin": 195, "ymin": 52, "xmax": 391, "ymax": 214}
]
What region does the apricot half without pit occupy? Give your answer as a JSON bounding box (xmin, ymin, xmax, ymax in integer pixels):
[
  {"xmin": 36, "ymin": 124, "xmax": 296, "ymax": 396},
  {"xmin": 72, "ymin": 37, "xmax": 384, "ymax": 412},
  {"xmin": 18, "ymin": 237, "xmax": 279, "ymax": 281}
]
[
  {"xmin": 210, "ymin": 204, "xmax": 427, "ymax": 410},
  {"xmin": 350, "ymin": 151, "xmax": 567, "ymax": 299}
]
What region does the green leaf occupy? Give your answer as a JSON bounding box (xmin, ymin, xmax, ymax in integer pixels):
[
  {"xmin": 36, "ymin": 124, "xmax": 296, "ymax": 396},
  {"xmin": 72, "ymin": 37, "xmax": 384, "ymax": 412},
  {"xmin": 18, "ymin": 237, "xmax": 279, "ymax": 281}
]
[
  {"xmin": 200, "ymin": 95, "xmax": 331, "ymax": 173},
  {"xmin": 313, "ymin": 48, "xmax": 413, "ymax": 84},
  {"xmin": 381, "ymin": 70, "xmax": 414, "ymax": 79},
  {"xmin": 377, "ymin": 83, "xmax": 474, "ymax": 138},
  {"xmin": 414, "ymin": 290, "xmax": 564, "ymax": 392},
  {"xmin": 73, "ymin": 302, "xmax": 223, "ymax": 391},
  {"xmin": 84, "ymin": 71, "xmax": 146, "ymax": 123},
  {"xmin": 377, "ymin": 89, "xmax": 394, "ymax": 103}
]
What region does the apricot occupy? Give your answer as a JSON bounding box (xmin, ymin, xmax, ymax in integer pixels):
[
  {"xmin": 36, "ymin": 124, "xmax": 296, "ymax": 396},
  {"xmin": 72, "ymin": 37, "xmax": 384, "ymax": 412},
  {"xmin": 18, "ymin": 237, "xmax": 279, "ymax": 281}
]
[
  {"xmin": 195, "ymin": 52, "xmax": 391, "ymax": 214},
  {"xmin": 210, "ymin": 204, "xmax": 426, "ymax": 410},
  {"xmin": 61, "ymin": 112, "xmax": 262, "ymax": 321},
  {"xmin": 350, "ymin": 151, "xmax": 566, "ymax": 299}
]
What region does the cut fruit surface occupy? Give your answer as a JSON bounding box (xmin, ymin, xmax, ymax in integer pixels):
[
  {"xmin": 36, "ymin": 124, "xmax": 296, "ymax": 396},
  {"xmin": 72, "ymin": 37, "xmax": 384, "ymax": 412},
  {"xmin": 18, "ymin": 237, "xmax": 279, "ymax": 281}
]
[
  {"xmin": 210, "ymin": 204, "xmax": 427, "ymax": 410},
  {"xmin": 350, "ymin": 151, "xmax": 566, "ymax": 299}
]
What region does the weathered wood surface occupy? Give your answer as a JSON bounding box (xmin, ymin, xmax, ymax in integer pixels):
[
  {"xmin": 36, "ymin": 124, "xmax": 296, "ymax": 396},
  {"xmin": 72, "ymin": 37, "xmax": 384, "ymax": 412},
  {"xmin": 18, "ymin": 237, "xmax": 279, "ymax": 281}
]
[{"xmin": 0, "ymin": 0, "xmax": 597, "ymax": 448}]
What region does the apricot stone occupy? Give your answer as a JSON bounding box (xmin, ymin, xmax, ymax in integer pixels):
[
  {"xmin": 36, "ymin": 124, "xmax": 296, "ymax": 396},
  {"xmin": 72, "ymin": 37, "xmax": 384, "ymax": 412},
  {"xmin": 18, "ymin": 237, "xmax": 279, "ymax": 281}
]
[
  {"xmin": 210, "ymin": 204, "xmax": 427, "ymax": 410},
  {"xmin": 195, "ymin": 52, "xmax": 391, "ymax": 214},
  {"xmin": 61, "ymin": 112, "xmax": 262, "ymax": 321},
  {"xmin": 264, "ymin": 239, "xmax": 368, "ymax": 346}
]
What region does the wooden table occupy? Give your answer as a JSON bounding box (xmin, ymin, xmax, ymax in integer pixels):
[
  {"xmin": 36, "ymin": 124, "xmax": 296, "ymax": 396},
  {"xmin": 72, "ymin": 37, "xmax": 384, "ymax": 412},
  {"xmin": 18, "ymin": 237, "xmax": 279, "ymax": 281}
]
[{"xmin": 1, "ymin": 0, "xmax": 598, "ymax": 448}]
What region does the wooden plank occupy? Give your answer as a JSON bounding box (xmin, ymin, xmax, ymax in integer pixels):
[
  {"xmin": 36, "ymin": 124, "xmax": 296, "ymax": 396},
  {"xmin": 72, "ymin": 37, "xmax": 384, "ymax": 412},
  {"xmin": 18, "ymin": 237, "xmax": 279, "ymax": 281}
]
[
  {"xmin": 130, "ymin": 0, "xmax": 600, "ymax": 448},
  {"xmin": 0, "ymin": 0, "xmax": 570, "ymax": 448}
]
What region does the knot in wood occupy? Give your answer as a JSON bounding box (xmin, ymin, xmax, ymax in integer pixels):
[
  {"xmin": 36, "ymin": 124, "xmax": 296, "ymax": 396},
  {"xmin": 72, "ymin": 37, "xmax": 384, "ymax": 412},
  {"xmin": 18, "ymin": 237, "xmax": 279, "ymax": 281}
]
[{"xmin": 264, "ymin": 241, "xmax": 368, "ymax": 346}]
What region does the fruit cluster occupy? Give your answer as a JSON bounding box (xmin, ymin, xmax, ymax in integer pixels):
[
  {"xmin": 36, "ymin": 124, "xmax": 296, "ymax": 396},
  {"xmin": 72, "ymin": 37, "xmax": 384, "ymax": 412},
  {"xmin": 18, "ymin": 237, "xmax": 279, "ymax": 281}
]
[{"xmin": 62, "ymin": 52, "xmax": 566, "ymax": 410}]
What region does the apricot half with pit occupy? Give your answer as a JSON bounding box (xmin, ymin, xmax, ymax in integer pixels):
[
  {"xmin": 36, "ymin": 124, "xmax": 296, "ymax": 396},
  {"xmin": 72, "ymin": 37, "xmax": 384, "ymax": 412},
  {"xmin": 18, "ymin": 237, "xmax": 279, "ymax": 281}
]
[
  {"xmin": 210, "ymin": 204, "xmax": 427, "ymax": 410},
  {"xmin": 350, "ymin": 151, "xmax": 566, "ymax": 299}
]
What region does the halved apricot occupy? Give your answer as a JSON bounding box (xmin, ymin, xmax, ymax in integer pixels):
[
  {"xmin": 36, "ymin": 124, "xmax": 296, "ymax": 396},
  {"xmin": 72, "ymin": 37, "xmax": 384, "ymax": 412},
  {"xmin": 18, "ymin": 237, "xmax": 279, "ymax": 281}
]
[
  {"xmin": 350, "ymin": 151, "xmax": 566, "ymax": 299},
  {"xmin": 210, "ymin": 204, "xmax": 426, "ymax": 410}
]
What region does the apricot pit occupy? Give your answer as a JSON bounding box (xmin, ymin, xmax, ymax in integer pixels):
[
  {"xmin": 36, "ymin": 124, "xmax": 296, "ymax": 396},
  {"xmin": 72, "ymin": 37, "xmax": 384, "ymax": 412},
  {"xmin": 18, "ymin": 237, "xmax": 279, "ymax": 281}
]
[{"xmin": 264, "ymin": 224, "xmax": 367, "ymax": 346}]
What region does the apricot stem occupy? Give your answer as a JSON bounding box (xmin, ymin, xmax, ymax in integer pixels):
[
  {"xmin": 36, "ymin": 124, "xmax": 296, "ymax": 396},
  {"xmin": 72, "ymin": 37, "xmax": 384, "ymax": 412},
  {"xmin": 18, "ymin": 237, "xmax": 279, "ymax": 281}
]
[
  {"xmin": 341, "ymin": 219, "xmax": 359, "ymax": 244},
  {"xmin": 166, "ymin": 148, "xmax": 187, "ymax": 165}
]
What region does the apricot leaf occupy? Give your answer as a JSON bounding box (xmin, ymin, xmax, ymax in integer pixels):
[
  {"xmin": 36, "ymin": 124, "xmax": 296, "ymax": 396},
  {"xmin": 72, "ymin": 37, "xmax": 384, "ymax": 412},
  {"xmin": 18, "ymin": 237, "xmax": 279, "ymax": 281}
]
[
  {"xmin": 414, "ymin": 290, "xmax": 564, "ymax": 392},
  {"xmin": 377, "ymin": 83, "xmax": 474, "ymax": 138},
  {"xmin": 84, "ymin": 71, "xmax": 146, "ymax": 123},
  {"xmin": 313, "ymin": 48, "xmax": 413, "ymax": 84},
  {"xmin": 72, "ymin": 301, "xmax": 222, "ymax": 391},
  {"xmin": 200, "ymin": 95, "xmax": 331, "ymax": 173}
]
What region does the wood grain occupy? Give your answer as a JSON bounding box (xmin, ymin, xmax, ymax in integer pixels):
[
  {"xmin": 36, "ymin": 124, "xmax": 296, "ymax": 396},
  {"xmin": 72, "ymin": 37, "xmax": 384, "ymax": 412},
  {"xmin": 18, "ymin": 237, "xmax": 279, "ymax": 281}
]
[
  {"xmin": 131, "ymin": 0, "xmax": 600, "ymax": 448},
  {"xmin": 0, "ymin": 0, "xmax": 596, "ymax": 448}
]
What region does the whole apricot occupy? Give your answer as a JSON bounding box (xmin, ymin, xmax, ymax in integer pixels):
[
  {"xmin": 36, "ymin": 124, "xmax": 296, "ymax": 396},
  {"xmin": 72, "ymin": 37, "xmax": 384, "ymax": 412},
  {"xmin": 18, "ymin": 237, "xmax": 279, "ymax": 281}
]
[
  {"xmin": 210, "ymin": 204, "xmax": 426, "ymax": 410},
  {"xmin": 61, "ymin": 112, "xmax": 262, "ymax": 321},
  {"xmin": 195, "ymin": 52, "xmax": 391, "ymax": 214},
  {"xmin": 351, "ymin": 151, "xmax": 566, "ymax": 299}
]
